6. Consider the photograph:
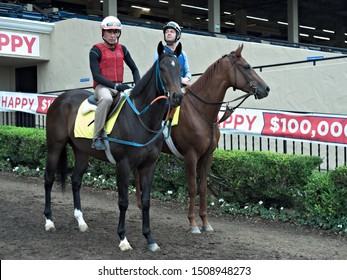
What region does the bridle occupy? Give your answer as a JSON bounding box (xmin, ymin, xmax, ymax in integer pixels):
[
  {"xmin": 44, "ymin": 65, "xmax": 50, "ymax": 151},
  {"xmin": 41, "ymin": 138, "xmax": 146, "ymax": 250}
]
[
  {"xmin": 227, "ymin": 53, "xmax": 258, "ymax": 96},
  {"xmin": 155, "ymin": 54, "xmax": 172, "ymax": 97},
  {"xmin": 187, "ymin": 52, "xmax": 259, "ymax": 126},
  {"xmin": 136, "ymin": 54, "xmax": 179, "ymax": 133}
]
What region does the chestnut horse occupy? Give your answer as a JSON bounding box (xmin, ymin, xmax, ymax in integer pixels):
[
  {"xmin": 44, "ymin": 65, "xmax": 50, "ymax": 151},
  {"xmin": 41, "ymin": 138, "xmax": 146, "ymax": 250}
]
[
  {"xmin": 43, "ymin": 42, "xmax": 183, "ymax": 251},
  {"xmin": 135, "ymin": 44, "xmax": 270, "ymax": 233}
]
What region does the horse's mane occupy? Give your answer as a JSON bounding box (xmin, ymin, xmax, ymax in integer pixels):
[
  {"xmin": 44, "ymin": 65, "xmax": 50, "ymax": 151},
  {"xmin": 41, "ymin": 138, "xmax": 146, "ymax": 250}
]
[
  {"xmin": 189, "ymin": 55, "xmax": 225, "ymax": 92},
  {"xmin": 130, "ymin": 61, "xmax": 156, "ymax": 98},
  {"xmin": 131, "ymin": 52, "xmax": 173, "ymax": 98}
]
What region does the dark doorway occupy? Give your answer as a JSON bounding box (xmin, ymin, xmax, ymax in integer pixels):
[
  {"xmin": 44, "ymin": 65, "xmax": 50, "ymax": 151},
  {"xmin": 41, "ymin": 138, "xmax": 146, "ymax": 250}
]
[{"xmin": 15, "ymin": 66, "xmax": 37, "ymax": 128}]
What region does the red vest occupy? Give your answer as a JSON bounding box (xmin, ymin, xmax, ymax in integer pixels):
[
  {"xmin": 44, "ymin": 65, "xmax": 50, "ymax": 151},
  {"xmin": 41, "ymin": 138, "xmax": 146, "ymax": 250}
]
[{"xmin": 93, "ymin": 43, "xmax": 124, "ymax": 88}]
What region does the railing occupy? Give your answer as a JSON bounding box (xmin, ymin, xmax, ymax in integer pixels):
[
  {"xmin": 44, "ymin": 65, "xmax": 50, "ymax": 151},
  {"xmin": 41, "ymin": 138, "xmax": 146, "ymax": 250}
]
[{"xmin": 218, "ymin": 133, "xmax": 347, "ymax": 171}]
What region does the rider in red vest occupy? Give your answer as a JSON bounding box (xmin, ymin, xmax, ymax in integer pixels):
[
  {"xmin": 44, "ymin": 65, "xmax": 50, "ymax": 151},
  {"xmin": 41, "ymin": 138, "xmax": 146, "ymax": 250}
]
[{"xmin": 89, "ymin": 16, "xmax": 140, "ymax": 150}]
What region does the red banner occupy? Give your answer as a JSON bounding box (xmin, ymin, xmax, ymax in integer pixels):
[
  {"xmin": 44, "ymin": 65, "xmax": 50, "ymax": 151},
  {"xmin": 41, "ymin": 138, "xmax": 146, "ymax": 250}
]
[
  {"xmin": 262, "ymin": 113, "xmax": 347, "ymax": 144},
  {"xmin": 36, "ymin": 96, "xmax": 57, "ymax": 114}
]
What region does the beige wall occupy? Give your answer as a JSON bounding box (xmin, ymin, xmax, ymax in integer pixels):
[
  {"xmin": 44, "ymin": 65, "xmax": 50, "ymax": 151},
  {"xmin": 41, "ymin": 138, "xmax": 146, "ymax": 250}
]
[{"xmin": 2, "ymin": 18, "xmax": 347, "ymax": 114}]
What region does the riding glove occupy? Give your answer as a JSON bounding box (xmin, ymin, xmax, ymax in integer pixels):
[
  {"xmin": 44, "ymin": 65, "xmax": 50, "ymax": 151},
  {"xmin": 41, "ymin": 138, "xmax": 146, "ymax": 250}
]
[{"xmin": 115, "ymin": 83, "xmax": 131, "ymax": 92}]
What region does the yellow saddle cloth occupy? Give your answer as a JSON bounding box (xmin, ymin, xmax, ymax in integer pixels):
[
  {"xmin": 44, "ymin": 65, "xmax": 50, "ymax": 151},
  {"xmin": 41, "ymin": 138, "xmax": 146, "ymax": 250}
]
[
  {"xmin": 74, "ymin": 99, "xmax": 180, "ymax": 139},
  {"xmin": 74, "ymin": 98, "xmax": 126, "ymax": 139}
]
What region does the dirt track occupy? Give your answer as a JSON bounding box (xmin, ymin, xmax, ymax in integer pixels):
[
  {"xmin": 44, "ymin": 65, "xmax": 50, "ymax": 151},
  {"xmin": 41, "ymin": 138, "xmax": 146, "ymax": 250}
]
[{"xmin": 0, "ymin": 171, "xmax": 346, "ymax": 260}]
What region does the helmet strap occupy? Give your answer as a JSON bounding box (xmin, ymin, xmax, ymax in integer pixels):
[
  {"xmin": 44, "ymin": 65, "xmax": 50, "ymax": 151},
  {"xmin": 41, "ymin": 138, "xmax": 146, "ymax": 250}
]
[{"xmin": 165, "ymin": 39, "xmax": 175, "ymax": 46}]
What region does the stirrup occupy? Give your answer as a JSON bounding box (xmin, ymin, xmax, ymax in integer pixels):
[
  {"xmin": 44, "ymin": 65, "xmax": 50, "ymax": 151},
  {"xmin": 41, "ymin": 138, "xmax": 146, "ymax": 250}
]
[{"xmin": 92, "ymin": 137, "xmax": 106, "ymax": 150}]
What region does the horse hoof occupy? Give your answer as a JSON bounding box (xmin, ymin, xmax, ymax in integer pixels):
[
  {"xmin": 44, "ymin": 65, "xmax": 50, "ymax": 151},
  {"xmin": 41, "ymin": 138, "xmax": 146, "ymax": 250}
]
[
  {"xmin": 202, "ymin": 224, "xmax": 214, "ymax": 232},
  {"xmin": 79, "ymin": 223, "xmax": 89, "ymax": 232},
  {"xmin": 190, "ymin": 226, "xmax": 201, "ymax": 234},
  {"xmin": 147, "ymin": 243, "xmax": 160, "ymax": 252},
  {"xmin": 45, "ymin": 220, "xmax": 56, "ymax": 231},
  {"xmin": 119, "ymin": 237, "xmax": 133, "ymax": 252}
]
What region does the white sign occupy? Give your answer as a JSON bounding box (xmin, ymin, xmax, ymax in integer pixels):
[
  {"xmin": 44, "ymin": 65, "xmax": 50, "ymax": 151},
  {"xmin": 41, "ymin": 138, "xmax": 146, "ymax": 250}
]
[
  {"xmin": 0, "ymin": 91, "xmax": 56, "ymax": 115},
  {"xmin": 0, "ymin": 30, "xmax": 40, "ymax": 57},
  {"xmin": 218, "ymin": 108, "xmax": 347, "ymax": 146}
]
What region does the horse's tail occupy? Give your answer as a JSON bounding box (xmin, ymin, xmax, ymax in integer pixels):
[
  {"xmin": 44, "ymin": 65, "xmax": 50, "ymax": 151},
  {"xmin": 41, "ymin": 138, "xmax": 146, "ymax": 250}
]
[{"xmin": 57, "ymin": 146, "xmax": 68, "ymax": 193}]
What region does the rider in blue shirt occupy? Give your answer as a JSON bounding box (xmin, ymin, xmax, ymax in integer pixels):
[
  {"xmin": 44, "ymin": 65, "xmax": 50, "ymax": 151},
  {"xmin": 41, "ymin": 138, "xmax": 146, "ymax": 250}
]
[{"xmin": 154, "ymin": 21, "xmax": 192, "ymax": 87}]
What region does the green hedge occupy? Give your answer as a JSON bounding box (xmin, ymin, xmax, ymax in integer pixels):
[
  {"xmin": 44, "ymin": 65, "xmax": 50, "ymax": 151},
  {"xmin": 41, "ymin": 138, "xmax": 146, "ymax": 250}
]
[
  {"xmin": 153, "ymin": 149, "xmax": 323, "ymax": 209},
  {"xmin": 210, "ymin": 149, "xmax": 323, "ymax": 208},
  {"xmin": 0, "ymin": 126, "xmax": 47, "ymax": 169},
  {"xmin": 299, "ymin": 168, "xmax": 347, "ymax": 230}
]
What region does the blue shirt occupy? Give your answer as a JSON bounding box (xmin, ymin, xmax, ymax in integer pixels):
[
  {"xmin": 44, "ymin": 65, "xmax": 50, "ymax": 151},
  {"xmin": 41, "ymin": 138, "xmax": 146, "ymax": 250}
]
[{"xmin": 153, "ymin": 45, "xmax": 192, "ymax": 81}]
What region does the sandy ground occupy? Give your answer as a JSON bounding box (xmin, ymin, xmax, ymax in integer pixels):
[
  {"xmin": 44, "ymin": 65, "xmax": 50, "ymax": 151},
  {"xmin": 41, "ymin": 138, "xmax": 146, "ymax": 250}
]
[{"xmin": 0, "ymin": 171, "xmax": 346, "ymax": 260}]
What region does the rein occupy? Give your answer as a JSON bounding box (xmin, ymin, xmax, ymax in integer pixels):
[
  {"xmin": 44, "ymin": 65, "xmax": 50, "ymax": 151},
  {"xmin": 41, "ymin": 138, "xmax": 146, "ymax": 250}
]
[{"xmin": 187, "ymin": 89, "xmax": 250, "ymax": 125}]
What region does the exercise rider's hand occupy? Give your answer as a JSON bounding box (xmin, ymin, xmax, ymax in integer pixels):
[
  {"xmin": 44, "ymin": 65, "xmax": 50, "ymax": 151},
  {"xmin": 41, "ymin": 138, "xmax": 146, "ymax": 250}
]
[{"xmin": 115, "ymin": 83, "xmax": 131, "ymax": 92}]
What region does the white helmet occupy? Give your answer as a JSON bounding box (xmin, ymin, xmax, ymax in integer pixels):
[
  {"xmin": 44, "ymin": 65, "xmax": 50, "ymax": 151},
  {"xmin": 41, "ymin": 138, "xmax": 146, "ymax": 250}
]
[
  {"xmin": 163, "ymin": 21, "xmax": 181, "ymax": 44},
  {"xmin": 100, "ymin": 16, "xmax": 122, "ymax": 30},
  {"xmin": 100, "ymin": 16, "xmax": 122, "ymax": 45}
]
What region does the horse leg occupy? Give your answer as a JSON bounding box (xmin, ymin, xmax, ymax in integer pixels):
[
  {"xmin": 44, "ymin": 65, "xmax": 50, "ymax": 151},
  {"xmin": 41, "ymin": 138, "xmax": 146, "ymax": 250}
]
[
  {"xmin": 116, "ymin": 162, "xmax": 133, "ymax": 251},
  {"xmin": 71, "ymin": 151, "xmax": 89, "ymax": 232},
  {"xmin": 44, "ymin": 152, "xmax": 58, "ymax": 231},
  {"xmin": 133, "ymin": 168, "xmax": 142, "ymax": 210},
  {"xmin": 184, "ymin": 155, "xmax": 201, "ymax": 234},
  {"xmin": 197, "ymin": 152, "xmax": 214, "ymax": 232},
  {"xmin": 44, "ymin": 143, "xmax": 66, "ymax": 231},
  {"xmin": 138, "ymin": 165, "xmax": 160, "ymax": 251}
]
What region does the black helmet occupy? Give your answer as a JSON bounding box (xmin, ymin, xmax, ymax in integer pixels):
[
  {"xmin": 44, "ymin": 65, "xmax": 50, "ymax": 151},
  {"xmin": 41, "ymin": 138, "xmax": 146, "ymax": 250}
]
[{"xmin": 163, "ymin": 21, "xmax": 181, "ymax": 44}]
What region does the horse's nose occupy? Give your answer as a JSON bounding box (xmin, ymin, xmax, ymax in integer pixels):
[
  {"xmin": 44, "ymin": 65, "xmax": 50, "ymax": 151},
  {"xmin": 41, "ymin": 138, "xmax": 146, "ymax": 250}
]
[
  {"xmin": 171, "ymin": 92, "xmax": 183, "ymax": 107},
  {"xmin": 256, "ymin": 85, "xmax": 270, "ymax": 99}
]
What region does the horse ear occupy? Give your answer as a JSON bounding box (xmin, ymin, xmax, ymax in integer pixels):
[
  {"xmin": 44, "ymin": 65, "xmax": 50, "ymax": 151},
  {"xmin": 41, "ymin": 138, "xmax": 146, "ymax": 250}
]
[
  {"xmin": 157, "ymin": 41, "xmax": 164, "ymax": 57},
  {"xmin": 234, "ymin": 44, "xmax": 244, "ymax": 57},
  {"xmin": 174, "ymin": 42, "xmax": 182, "ymax": 57}
]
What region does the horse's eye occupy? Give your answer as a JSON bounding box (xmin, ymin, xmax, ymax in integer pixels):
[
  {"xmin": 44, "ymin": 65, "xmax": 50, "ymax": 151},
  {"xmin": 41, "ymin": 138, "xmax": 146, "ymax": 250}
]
[{"xmin": 244, "ymin": 64, "xmax": 251, "ymax": 70}]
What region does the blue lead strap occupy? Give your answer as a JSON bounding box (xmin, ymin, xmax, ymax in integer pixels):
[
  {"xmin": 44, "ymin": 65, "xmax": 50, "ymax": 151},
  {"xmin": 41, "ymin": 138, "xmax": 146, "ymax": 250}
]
[
  {"xmin": 105, "ymin": 123, "xmax": 167, "ymax": 147},
  {"xmin": 123, "ymin": 93, "xmax": 150, "ymax": 115}
]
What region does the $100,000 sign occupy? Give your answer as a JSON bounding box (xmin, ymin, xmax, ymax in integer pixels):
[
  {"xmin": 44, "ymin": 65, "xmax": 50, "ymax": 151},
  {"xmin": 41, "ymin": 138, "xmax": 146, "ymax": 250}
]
[{"xmin": 218, "ymin": 108, "xmax": 347, "ymax": 146}]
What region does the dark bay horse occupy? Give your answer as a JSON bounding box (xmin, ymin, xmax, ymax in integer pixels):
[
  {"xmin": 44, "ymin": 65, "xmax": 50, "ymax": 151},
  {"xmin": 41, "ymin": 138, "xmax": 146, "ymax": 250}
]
[
  {"xmin": 135, "ymin": 44, "xmax": 270, "ymax": 233},
  {"xmin": 44, "ymin": 42, "xmax": 183, "ymax": 251}
]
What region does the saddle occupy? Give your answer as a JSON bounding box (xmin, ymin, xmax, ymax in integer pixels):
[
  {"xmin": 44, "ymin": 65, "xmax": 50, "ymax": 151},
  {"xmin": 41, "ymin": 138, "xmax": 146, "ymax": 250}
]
[{"xmin": 84, "ymin": 91, "xmax": 127, "ymax": 123}]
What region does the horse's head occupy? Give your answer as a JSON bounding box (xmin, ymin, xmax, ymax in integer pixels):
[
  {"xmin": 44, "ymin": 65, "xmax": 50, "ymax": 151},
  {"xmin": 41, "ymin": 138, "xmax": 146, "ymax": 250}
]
[
  {"xmin": 156, "ymin": 41, "xmax": 184, "ymax": 107},
  {"xmin": 227, "ymin": 44, "xmax": 270, "ymax": 99}
]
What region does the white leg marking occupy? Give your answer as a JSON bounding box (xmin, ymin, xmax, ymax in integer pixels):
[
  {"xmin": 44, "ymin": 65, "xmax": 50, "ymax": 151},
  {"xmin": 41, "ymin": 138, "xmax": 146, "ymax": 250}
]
[
  {"xmin": 191, "ymin": 226, "xmax": 201, "ymax": 234},
  {"xmin": 45, "ymin": 219, "xmax": 56, "ymax": 231},
  {"xmin": 147, "ymin": 243, "xmax": 160, "ymax": 252},
  {"xmin": 202, "ymin": 224, "xmax": 214, "ymax": 232},
  {"xmin": 74, "ymin": 209, "xmax": 89, "ymax": 232},
  {"xmin": 119, "ymin": 237, "xmax": 133, "ymax": 251}
]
